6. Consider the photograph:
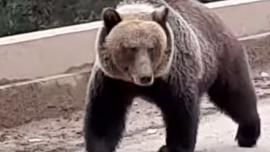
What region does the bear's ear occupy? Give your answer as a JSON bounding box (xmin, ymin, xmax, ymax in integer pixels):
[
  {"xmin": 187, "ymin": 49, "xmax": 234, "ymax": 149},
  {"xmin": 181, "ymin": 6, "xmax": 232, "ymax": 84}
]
[
  {"xmin": 152, "ymin": 6, "xmax": 169, "ymax": 27},
  {"xmin": 102, "ymin": 7, "xmax": 122, "ymax": 33}
]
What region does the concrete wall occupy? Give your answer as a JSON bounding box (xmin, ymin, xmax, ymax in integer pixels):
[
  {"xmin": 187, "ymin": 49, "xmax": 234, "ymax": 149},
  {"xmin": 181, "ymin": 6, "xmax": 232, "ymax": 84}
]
[
  {"xmin": 0, "ymin": 0, "xmax": 270, "ymax": 128},
  {"xmin": 206, "ymin": 0, "xmax": 270, "ymax": 37},
  {"xmin": 0, "ymin": 23, "xmax": 99, "ymax": 84},
  {"xmin": 1, "ymin": 0, "xmax": 270, "ymax": 84}
]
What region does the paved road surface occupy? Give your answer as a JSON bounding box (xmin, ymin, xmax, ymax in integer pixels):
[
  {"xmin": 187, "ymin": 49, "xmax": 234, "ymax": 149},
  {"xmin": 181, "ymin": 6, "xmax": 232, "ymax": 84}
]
[
  {"xmin": 117, "ymin": 99, "xmax": 270, "ymax": 152},
  {"xmin": 0, "ymin": 98, "xmax": 269, "ymax": 152}
]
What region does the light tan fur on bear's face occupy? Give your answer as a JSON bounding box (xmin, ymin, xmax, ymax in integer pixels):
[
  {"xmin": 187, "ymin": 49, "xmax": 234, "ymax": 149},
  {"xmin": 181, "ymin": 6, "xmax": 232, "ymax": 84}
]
[
  {"xmin": 95, "ymin": 5, "xmax": 172, "ymax": 86},
  {"xmin": 104, "ymin": 20, "xmax": 167, "ymax": 86}
]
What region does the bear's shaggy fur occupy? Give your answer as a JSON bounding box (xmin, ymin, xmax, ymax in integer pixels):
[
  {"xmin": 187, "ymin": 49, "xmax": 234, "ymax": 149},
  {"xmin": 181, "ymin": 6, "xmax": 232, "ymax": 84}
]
[{"xmin": 84, "ymin": 0, "xmax": 261, "ymax": 152}]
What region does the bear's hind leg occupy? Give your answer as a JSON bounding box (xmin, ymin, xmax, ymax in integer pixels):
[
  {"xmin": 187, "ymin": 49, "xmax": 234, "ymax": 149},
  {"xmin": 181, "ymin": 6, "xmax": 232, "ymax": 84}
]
[
  {"xmin": 207, "ymin": 52, "xmax": 261, "ymax": 147},
  {"xmin": 84, "ymin": 71, "xmax": 134, "ymax": 152}
]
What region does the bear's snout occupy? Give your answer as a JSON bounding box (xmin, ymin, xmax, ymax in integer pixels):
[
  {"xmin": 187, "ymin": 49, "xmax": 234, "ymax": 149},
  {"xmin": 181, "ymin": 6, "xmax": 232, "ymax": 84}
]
[
  {"xmin": 138, "ymin": 74, "xmax": 154, "ymax": 86},
  {"xmin": 139, "ymin": 76, "xmax": 153, "ymax": 84},
  {"xmin": 133, "ymin": 74, "xmax": 154, "ymax": 86},
  {"xmin": 132, "ymin": 51, "xmax": 154, "ymax": 86}
]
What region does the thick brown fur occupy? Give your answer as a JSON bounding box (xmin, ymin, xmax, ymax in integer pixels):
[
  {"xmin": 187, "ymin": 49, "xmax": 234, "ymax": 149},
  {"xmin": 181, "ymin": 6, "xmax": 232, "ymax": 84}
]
[{"xmin": 84, "ymin": 0, "xmax": 261, "ymax": 152}]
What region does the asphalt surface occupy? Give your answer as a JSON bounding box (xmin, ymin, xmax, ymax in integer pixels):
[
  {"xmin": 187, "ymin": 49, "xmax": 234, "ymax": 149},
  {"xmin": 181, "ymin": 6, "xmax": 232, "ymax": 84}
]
[
  {"xmin": 117, "ymin": 98, "xmax": 270, "ymax": 152},
  {"xmin": 0, "ymin": 91, "xmax": 269, "ymax": 152}
]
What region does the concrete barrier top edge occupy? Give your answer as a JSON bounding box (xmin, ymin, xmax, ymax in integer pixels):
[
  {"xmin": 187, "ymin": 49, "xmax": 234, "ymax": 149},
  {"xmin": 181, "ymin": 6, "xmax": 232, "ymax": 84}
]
[
  {"xmin": 206, "ymin": 0, "xmax": 266, "ymax": 8},
  {"xmin": 0, "ymin": 21, "xmax": 103, "ymax": 46}
]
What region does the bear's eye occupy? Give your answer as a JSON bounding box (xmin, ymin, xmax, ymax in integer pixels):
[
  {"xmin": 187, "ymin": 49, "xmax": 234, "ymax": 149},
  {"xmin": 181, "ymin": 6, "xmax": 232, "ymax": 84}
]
[
  {"xmin": 128, "ymin": 47, "xmax": 137, "ymax": 53},
  {"xmin": 148, "ymin": 47, "xmax": 154, "ymax": 53},
  {"xmin": 123, "ymin": 66, "xmax": 129, "ymax": 72}
]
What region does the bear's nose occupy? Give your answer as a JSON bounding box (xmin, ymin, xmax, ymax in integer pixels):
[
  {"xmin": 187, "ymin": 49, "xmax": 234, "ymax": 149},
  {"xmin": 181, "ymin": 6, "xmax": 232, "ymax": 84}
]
[{"xmin": 139, "ymin": 76, "xmax": 153, "ymax": 84}]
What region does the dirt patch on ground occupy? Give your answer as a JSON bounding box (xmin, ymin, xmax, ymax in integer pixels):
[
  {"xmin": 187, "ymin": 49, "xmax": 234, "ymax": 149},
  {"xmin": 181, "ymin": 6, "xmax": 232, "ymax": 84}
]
[
  {"xmin": 0, "ymin": 73, "xmax": 270, "ymax": 152},
  {"xmin": 0, "ymin": 99, "xmax": 217, "ymax": 152}
]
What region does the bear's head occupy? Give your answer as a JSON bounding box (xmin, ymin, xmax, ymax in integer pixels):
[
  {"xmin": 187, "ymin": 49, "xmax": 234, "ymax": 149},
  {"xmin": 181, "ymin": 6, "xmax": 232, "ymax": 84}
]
[{"xmin": 95, "ymin": 5, "xmax": 173, "ymax": 86}]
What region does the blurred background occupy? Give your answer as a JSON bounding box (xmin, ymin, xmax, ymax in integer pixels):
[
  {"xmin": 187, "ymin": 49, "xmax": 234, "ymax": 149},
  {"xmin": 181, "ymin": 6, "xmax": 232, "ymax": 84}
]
[{"xmin": 0, "ymin": 0, "xmax": 223, "ymax": 37}]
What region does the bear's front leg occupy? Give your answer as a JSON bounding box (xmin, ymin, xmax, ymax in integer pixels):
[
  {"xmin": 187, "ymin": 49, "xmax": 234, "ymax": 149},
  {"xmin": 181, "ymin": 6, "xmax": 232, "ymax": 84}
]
[
  {"xmin": 84, "ymin": 70, "xmax": 134, "ymax": 152},
  {"xmin": 151, "ymin": 79, "xmax": 200, "ymax": 152}
]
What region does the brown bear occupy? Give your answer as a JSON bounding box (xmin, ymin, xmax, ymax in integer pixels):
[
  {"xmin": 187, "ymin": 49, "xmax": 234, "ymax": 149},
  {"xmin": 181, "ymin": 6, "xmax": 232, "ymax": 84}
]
[{"xmin": 83, "ymin": 0, "xmax": 261, "ymax": 152}]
